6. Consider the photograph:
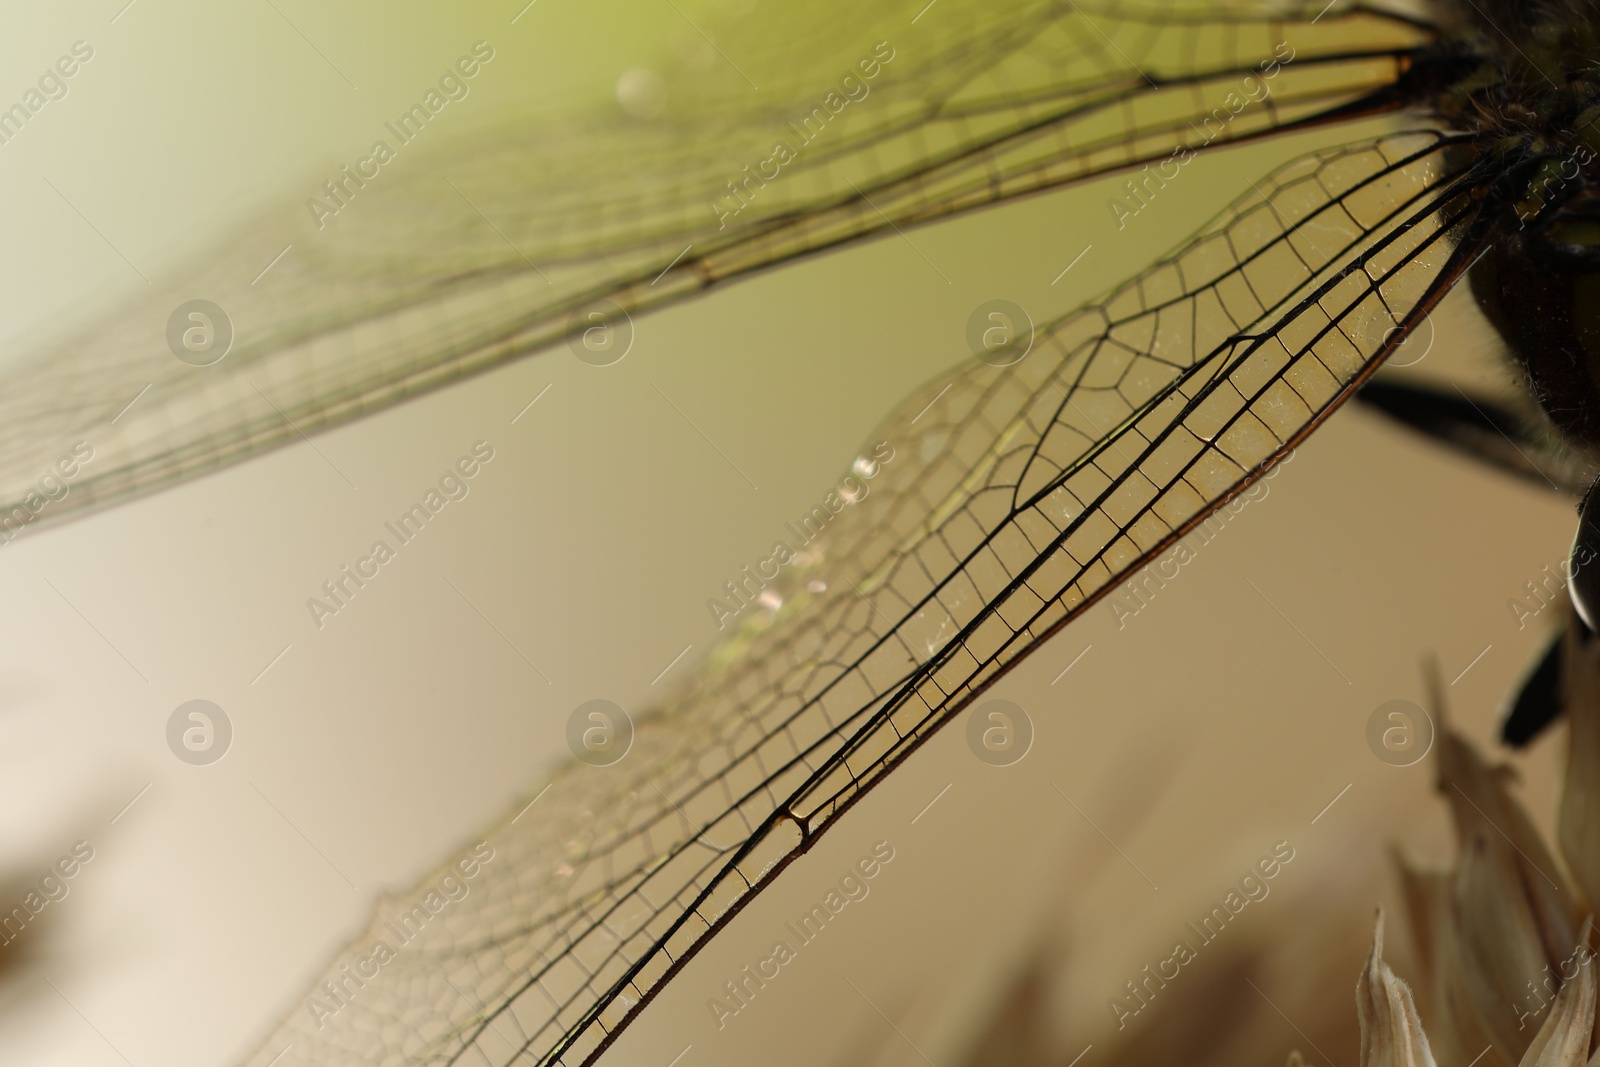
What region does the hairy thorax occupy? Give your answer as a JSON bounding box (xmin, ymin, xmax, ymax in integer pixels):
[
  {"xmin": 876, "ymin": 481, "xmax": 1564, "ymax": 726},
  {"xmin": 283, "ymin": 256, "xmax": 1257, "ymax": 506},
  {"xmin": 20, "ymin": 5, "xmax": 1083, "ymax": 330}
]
[{"xmin": 1430, "ymin": 4, "xmax": 1600, "ymax": 452}]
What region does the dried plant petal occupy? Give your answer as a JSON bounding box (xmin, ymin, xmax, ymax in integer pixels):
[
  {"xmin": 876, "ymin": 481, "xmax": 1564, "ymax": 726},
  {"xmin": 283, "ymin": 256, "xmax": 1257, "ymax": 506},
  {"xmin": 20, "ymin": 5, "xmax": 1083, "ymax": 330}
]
[
  {"xmin": 1518, "ymin": 955, "xmax": 1595, "ymax": 1065},
  {"xmin": 1392, "ymin": 845, "xmax": 1448, "ymax": 996},
  {"xmin": 1358, "ymin": 910, "xmax": 1439, "ymax": 1067},
  {"xmin": 1435, "ymin": 685, "xmax": 1578, "ymax": 1060},
  {"xmin": 1558, "ymin": 610, "xmax": 1600, "ymax": 917},
  {"xmin": 1390, "ymin": 847, "xmax": 1505, "ymax": 1067}
]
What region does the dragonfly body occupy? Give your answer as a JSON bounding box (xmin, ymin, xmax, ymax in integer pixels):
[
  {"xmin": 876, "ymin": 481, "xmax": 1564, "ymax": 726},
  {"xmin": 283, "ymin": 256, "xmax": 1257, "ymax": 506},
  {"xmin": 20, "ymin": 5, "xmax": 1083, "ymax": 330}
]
[
  {"xmin": 1449, "ymin": 2, "xmax": 1600, "ymax": 454},
  {"xmin": 1353, "ymin": 4, "xmax": 1600, "ymax": 632}
]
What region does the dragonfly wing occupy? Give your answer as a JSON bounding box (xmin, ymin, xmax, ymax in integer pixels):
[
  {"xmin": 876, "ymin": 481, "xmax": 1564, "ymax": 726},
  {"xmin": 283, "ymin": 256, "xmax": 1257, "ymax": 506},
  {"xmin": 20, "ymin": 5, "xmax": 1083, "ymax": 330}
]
[
  {"xmin": 0, "ymin": 2, "xmax": 1429, "ymax": 532},
  {"xmin": 239, "ymin": 129, "xmax": 1485, "ymax": 1067}
]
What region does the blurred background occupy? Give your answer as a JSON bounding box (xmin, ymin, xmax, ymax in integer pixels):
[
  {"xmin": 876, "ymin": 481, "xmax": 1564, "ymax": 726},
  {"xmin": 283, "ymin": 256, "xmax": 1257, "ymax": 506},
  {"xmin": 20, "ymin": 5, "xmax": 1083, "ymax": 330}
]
[{"xmin": 0, "ymin": 2, "xmax": 1574, "ymax": 1065}]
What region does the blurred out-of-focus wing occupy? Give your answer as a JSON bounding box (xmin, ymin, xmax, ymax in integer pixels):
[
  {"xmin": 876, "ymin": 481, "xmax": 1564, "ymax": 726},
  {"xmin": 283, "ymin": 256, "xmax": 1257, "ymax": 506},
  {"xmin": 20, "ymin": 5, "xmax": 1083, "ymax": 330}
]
[{"xmin": 2, "ymin": 0, "xmax": 1428, "ymax": 529}]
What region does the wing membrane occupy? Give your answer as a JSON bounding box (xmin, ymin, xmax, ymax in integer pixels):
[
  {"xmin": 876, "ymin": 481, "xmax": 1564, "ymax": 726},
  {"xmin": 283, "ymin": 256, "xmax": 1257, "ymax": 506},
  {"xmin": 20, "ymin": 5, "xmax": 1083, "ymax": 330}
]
[
  {"xmin": 240, "ymin": 129, "xmax": 1483, "ymax": 1067},
  {"xmin": 0, "ymin": 2, "xmax": 1429, "ymax": 533}
]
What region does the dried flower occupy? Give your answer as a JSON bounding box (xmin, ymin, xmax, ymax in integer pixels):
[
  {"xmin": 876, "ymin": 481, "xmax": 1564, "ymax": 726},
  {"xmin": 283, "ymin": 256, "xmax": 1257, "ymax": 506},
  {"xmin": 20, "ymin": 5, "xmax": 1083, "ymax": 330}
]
[{"xmin": 1356, "ymin": 909, "xmax": 1437, "ymax": 1067}]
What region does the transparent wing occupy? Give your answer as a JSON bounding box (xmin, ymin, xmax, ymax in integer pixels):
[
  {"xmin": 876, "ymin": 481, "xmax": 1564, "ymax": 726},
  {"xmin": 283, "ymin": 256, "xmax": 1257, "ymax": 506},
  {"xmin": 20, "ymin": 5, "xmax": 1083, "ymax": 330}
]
[
  {"xmin": 239, "ymin": 129, "xmax": 1485, "ymax": 1067},
  {"xmin": 1, "ymin": 1, "xmax": 1429, "ymax": 530}
]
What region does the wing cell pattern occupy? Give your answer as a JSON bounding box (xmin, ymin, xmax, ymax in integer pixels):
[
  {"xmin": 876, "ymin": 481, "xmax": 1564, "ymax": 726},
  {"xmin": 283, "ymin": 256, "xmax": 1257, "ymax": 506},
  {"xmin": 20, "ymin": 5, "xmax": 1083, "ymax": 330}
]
[
  {"xmin": 3, "ymin": 2, "xmax": 1426, "ymax": 535},
  {"xmin": 241, "ymin": 129, "xmax": 1480, "ymax": 1067}
]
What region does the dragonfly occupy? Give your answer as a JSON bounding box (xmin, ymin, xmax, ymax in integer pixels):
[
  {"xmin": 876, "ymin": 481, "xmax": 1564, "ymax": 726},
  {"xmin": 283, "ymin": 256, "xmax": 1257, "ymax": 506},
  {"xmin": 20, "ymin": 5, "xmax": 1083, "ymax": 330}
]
[{"xmin": 7, "ymin": 0, "xmax": 1595, "ymax": 1064}]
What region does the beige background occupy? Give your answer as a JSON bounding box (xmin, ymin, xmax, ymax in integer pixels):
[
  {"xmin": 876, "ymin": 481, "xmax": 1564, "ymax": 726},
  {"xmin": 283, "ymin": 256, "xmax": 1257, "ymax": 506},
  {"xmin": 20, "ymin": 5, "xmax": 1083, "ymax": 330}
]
[{"xmin": 0, "ymin": 2, "xmax": 1574, "ymax": 1065}]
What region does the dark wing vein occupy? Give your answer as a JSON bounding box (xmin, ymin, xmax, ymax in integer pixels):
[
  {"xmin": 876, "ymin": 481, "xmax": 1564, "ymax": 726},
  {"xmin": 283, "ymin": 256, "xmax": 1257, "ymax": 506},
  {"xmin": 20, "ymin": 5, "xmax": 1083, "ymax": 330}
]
[{"xmin": 239, "ymin": 129, "xmax": 1483, "ymax": 1067}]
